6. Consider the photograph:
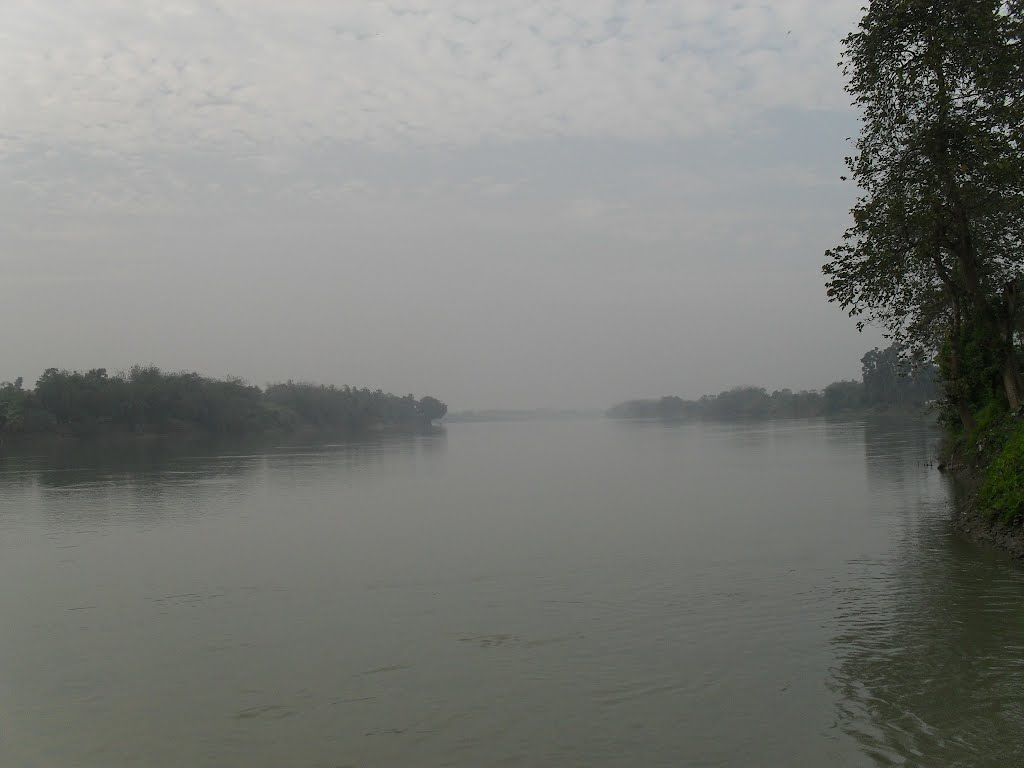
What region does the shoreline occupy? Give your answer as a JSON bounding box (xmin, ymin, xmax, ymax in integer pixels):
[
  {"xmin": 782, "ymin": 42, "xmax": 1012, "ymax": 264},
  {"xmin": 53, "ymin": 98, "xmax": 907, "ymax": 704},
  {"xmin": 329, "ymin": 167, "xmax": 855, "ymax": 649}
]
[
  {"xmin": 945, "ymin": 467, "xmax": 1024, "ymax": 560},
  {"xmin": 951, "ymin": 500, "xmax": 1024, "ymax": 559},
  {"xmin": 939, "ymin": 412, "xmax": 1024, "ymax": 560}
]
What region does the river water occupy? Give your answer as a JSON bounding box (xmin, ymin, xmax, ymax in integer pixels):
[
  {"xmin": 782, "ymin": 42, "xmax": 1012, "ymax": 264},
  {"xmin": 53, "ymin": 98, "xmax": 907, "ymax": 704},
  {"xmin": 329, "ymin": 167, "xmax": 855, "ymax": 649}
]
[{"xmin": 1, "ymin": 417, "xmax": 1022, "ymax": 767}]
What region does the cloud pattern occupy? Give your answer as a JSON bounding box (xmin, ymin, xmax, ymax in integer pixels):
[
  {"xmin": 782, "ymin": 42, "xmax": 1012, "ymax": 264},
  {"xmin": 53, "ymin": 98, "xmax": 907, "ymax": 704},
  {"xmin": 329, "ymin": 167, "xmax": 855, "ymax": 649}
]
[{"xmin": 1, "ymin": 0, "xmax": 857, "ymax": 155}]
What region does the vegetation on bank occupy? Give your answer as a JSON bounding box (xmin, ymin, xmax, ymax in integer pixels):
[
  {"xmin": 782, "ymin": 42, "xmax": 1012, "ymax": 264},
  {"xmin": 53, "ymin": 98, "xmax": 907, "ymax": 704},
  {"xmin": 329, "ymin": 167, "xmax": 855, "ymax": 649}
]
[
  {"xmin": 824, "ymin": 1, "xmax": 1024, "ymax": 530},
  {"xmin": 978, "ymin": 421, "xmax": 1024, "ymax": 524},
  {"xmin": 607, "ymin": 343, "xmax": 936, "ymax": 421},
  {"xmin": 943, "ymin": 403, "xmax": 1024, "ymax": 525},
  {"xmin": 0, "ymin": 366, "xmax": 446, "ymax": 438}
]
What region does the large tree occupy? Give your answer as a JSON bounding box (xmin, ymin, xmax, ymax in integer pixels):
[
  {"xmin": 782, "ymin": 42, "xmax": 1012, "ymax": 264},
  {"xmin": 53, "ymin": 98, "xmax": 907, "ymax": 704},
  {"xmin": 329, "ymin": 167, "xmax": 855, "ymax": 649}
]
[{"xmin": 824, "ymin": 0, "xmax": 1024, "ymax": 425}]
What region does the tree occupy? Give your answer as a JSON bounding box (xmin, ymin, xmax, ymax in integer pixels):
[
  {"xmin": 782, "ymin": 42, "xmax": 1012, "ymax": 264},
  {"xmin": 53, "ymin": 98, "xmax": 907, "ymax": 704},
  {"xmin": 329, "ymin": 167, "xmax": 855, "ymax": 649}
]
[
  {"xmin": 825, "ymin": 380, "xmax": 865, "ymax": 414},
  {"xmin": 823, "ymin": 0, "xmax": 1024, "ymax": 426},
  {"xmin": 0, "ymin": 378, "xmax": 28, "ymax": 432},
  {"xmin": 417, "ymin": 396, "xmax": 447, "ymax": 423}
]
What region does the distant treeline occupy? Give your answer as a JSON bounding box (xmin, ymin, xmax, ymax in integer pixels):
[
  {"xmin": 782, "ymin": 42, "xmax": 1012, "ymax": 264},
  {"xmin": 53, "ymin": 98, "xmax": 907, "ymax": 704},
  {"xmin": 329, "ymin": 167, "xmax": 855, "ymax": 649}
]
[
  {"xmin": 607, "ymin": 344, "xmax": 937, "ymax": 421},
  {"xmin": 0, "ymin": 366, "xmax": 446, "ymax": 438}
]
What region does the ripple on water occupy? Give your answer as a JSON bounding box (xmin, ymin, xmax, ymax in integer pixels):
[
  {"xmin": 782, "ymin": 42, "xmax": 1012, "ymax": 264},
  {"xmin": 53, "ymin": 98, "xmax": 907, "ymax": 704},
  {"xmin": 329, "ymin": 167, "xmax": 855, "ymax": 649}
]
[{"xmin": 829, "ymin": 517, "xmax": 1024, "ymax": 767}]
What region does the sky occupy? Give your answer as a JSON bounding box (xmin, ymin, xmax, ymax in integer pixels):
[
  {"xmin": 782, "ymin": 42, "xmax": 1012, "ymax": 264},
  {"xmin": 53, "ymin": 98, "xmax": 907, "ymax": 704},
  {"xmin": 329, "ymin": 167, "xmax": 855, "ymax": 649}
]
[{"xmin": 0, "ymin": 0, "xmax": 882, "ymax": 410}]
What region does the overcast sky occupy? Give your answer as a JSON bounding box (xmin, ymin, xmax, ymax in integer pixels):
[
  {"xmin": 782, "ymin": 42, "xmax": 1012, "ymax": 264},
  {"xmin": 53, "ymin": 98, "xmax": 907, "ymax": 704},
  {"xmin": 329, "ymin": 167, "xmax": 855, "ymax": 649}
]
[{"xmin": 0, "ymin": 0, "xmax": 880, "ymax": 410}]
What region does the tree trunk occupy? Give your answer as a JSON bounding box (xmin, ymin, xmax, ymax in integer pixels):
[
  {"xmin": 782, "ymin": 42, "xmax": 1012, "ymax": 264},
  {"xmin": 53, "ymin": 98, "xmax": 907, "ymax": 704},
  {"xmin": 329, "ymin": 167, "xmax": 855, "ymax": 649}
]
[
  {"xmin": 1001, "ymin": 282, "xmax": 1023, "ymax": 412},
  {"xmin": 949, "ymin": 303, "xmax": 976, "ymax": 432},
  {"xmin": 1002, "ymin": 353, "xmax": 1021, "ymax": 413},
  {"xmin": 931, "ymin": 57, "xmax": 1019, "ymax": 415}
]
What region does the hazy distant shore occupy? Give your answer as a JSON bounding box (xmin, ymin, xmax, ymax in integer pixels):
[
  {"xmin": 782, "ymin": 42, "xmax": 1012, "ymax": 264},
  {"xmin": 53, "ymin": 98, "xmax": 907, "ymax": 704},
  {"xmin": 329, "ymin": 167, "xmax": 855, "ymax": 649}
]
[
  {"xmin": 1, "ymin": 366, "xmax": 446, "ymax": 442},
  {"xmin": 446, "ymin": 408, "xmax": 598, "ymax": 424},
  {"xmin": 606, "ymin": 346, "xmax": 937, "ymax": 422}
]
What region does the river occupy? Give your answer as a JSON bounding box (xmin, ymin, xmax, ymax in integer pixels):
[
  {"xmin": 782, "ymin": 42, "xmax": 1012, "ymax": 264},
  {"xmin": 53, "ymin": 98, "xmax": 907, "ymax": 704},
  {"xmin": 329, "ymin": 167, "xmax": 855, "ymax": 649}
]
[{"xmin": 1, "ymin": 417, "xmax": 1022, "ymax": 767}]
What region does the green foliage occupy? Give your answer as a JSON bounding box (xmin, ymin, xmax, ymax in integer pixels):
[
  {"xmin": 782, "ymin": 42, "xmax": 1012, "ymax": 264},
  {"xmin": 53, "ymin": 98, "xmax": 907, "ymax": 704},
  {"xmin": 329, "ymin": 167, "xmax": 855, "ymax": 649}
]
[
  {"xmin": 0, "ymin": 378, "xmax": 28, "ymax": 433},
  {"xmin": 823, "ymin": 0, "xmax": 1024, "ymax": 418},
  {"xmin": 0, "ymin": 377, "xmax": 53, "ymax": 433},
  {"xmin": 974, "ymin": 400, "xmax": 1010, "ymax": 437},
  {"xmin": 938, "ymin": 395, "xmax": 1024, "ymax": 526},
  {"xmin": 0, "ymin": 367, "xmax": 445, "ymax": 438},
  {"xmin": 936, "ymin": 319, "xmax": 1005, "ymax": 427},
  {"xmin": 941, "ymin": 396, "xmax": 1007, "ymax": 465},
  {"xmin": 823, "ymin": 380, "xmax": 865, "ymax": 414},
  {"xmin": 978, "ymin": 418, "xmax": 1024, "ymax": 524}
]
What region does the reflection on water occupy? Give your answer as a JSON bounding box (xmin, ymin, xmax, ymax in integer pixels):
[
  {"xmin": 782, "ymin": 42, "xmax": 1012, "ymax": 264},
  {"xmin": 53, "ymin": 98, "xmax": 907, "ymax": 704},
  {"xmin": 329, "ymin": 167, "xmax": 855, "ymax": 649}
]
[
  {"xmin": 862, "ymin": 415, "xmax": 939, "ymax": 488},
  {"xmin": 831, "ymin": 418, "xmax": 1024, "ymax": 767},
  {"xmin": 0, "ymin": 432, "xmax": 447, "ymax": 530}
]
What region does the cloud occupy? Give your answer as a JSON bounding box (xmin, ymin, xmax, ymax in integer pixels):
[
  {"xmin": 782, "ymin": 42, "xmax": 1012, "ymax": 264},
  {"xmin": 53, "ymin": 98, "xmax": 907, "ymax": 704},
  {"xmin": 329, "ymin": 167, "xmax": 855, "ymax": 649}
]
[
  {"xmin": 0, "ymin": 0, "xmax": 858, "ymax": 156},
  {"xmin": 0, "ymin": 1, "xmax": 873, "ymax": 410}
]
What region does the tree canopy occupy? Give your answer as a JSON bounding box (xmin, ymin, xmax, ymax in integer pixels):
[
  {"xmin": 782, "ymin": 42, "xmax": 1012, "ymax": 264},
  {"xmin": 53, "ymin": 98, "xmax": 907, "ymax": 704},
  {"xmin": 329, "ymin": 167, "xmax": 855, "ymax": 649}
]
[{"xmin": 823, "ymin": 0, "xmax": 1024, "ymax": 427}]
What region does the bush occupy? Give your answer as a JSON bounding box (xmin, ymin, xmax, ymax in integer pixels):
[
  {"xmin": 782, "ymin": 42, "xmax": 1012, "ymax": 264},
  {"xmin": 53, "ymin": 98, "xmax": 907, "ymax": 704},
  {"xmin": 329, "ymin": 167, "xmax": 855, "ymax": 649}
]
[{"xmin": 978, "ymin": 417, "xmax": 1024, "ymax": 525}]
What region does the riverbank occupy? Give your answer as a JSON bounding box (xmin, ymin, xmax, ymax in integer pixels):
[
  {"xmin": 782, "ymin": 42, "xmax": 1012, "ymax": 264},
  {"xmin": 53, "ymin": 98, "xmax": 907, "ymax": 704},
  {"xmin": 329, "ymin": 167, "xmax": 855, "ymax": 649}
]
[
  {"xmin": 951, "ymin": 501, "xmax": 1024, "ymax": 559},
  {"xmin": 941, "ymin": 411, "xmax": 1024, "ymax": 559}
]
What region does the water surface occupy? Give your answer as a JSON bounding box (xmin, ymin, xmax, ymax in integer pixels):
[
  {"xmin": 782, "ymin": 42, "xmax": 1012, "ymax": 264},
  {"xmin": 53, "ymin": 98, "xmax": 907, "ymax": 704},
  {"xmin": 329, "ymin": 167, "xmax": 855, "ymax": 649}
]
[{"xmin": 1, "ymin": 418, "xmax": 1021, "ymax": 767}]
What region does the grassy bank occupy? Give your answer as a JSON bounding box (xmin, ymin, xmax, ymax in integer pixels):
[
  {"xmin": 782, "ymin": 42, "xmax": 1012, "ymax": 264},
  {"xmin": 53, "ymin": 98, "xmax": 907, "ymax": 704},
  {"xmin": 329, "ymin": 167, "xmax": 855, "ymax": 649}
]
[{"xmin": 942, "ymin": 408, "xmax": 1024, "ymax": 557}]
